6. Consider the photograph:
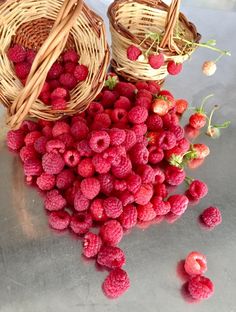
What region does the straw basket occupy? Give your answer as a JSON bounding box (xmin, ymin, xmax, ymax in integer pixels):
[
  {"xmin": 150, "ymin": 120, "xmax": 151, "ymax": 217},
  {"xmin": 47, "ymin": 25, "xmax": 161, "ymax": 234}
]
[
  {"xmin": 108, "ymin": 0, "xmax": 201, "ymax": 82},
  {"xmin": 0, "ymin": 0, "xmax": 110, "ymax": 129}
]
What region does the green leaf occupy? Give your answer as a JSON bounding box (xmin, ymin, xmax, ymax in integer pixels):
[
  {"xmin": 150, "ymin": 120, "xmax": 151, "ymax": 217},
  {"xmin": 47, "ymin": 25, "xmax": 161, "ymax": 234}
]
[
  {"xmin": 105, "ymin": 76, "xmax": 118, "ymax": 90},
  {"xmin": 212, "ymin": 121, "xmax": 231, "ymax": 129}
]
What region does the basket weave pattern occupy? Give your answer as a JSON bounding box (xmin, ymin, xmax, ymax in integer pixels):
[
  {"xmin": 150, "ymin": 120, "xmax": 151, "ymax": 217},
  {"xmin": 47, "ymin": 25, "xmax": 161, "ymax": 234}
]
[{"xmin": 0, "ymin": 0, "xmax": 110, "ymax": 129}]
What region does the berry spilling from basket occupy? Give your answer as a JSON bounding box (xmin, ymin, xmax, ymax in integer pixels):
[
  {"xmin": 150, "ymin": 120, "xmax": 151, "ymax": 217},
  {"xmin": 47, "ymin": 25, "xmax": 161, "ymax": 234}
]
[
  {"xmin": 7, "ymin": 44, "xmax": 89, "ymax": 110},
  {"xmin": 7, "ymin": 74, "xmax": 227, "ymax": 299}
]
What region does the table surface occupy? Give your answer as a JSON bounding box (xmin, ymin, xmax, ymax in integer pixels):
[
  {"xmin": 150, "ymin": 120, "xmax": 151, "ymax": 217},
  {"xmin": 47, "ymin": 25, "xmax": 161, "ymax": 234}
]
[{"xmin": 1, "ymin": 2, "xmax": 236, "ymax": 312}]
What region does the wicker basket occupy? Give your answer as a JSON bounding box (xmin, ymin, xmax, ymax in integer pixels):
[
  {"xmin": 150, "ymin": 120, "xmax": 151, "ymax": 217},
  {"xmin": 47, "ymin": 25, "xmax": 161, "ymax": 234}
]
[
  {"xmin": 0, "ymin": 0, "xmax": 110, "ymax": 129},
  {"xmin": 108, "ymin": 0, "xmax": 201, "ymax": 82}
]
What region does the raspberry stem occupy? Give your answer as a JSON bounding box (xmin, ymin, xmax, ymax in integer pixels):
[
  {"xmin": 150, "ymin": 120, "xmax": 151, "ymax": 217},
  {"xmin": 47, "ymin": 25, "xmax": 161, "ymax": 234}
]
[
  {"xmin": 185, "ymin": 176, "xmax": 194, "ymax": 186},
  {"xmin": 206, "ymin": 105, "xmax": 230, "ymax": 138}
]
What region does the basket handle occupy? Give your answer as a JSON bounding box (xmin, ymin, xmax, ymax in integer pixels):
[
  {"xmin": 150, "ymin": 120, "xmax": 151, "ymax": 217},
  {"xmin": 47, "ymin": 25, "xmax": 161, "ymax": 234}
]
[
  {"xmin": 159, "ymin": 0, "xmax": 181, "ymax": 54},
  {"xmin": 7, "ymin": 0, "xmax": 83, "ymax": 129}
]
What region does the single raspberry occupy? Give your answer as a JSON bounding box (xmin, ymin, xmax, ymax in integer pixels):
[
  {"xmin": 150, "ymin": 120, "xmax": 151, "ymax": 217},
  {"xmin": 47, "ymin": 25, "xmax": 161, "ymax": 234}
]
[
  {"xmin": 162, "ymin": 113, "xmax": 179, "ymax": 128},
  {"xmin": 111, "ymin": 108, "xmax": 128, "ymax": 124},
  {"xmin": 42, "ymin": 152, "xmax": 65, "ymax": 174},
  {"xmin": 98, "ymin": 173, "xmax": 114, "ymax": 195},
  {"xmin": 111, "ymin": 156, "xmax": 132, "ymax": 179},
  {"xmin": 146, "ymin": 114, "xmax": 163, "ymax": 131},
  {"xmin": 152, "ymin": 196, "xmax": 171, "ymax": 215},
  {"xmin": 64, "ymin": 61, "xmax": 76, "ymax": 73},
  {"xmin": 148, "ymin": 53, "xmax": 164, "ymax": 69},
  {"xmin": 51, "ymin": 121, "xmax": 70, "ymax": 138},
  {"xmin": 104, "ymin": 197, "xmax": 123, "ymax": 219},
  {"xmin": 89, "ymin": 130, "xmax": 110, "ymax": 153},
  {"xmin": 115, "ymin": 82, "xmax": 136, "ymax": 100},
  {"xmin": 24, "ymin": 131, "xmax": 41, "ymax": 146},
  {"xmin": 102, "ymin": 269, "xmax": 130, "ymax": 299},
  {"xmin": 56, "ymin": 169, "xmax": 74, "ymax": 190},
  {"xmin": 119, "ymin": 204, "xmax": 137, "ymax": 229},
  {"xmin": 201, "ymin": 207, "xmax": 222, "ymax": 228},
  {"xmin": 77, "ymin": 139, "xmax": 93, "ymax": 157},
  {"xmin": 137, "ymin": 89, "xmax": 153, "ymax": 100},
  {"xmin": 46, "ymin": 139, "xmax": 65, "ymax": 154},
  {"xmin": 100, "ymin": 220, "xmax": 123, "ymax": 246},
  {"xmin": 25, "ymin": 49, "xmax": 36, "ymax": 64},
  {"xmin": 57, "ymin": 133, "xmax": 73, "ymax": 149},
  {"xmin": 102, "ymin": 90, "xmax": 118, "ymax": 109},
  {"xmin": 51, "ymin": 87, "xmax": 68, "ymax": 100},
  {"xmin": 168, "ymin": 194, "xmax": 189, "ymax": 215},
  {"xmin": 135, "ymin": 81, "xmax": 149, "ymax": 90},
  {"xmin": 184, "ymin": 251, "xmax": 207, "ymax": 276},
  {"xmin": 188, "ymin": 180, "xmax": 208, "ymax": 200},
  {"xmin": 73, "ymin": 189, "xmax": 90, "ymax": 212},
  {"xmin": 63, "ymin": 150, "xmax": 80, "ymax": 167},
  {"xmin": 39, "ymin": 91, "xmax": 51, "ymax": 105},
  {"xmin": 36, "ymin": 173, "xmax": 55, "ymax": 191},
  {"xmin": 92, "ymin": 154, "xmax": 111, "ymax": 174},
  {"xmin": 176, "ymin": 99, "xmax": 188, "ymax": 115},
  {"xmin": 64, "ymin": 181, "xmax": 80, "ymax": 206},
  {"xmin": 177, "ymin": 138, "xmax": 190, "ymax": 153},
  {"xmin": 8, "ymin": 44, "xmax": 26, "ymax": 63},
  {"xmin": 23, "ymin": 158, "xmax": 42, "ymax": 177},
  {"xmin": 167, "ymin": 61, "xmax": 183, "ymax": 75},
  {"xmin": 134, "ymin": 183, "xmax": 153, "ymax": 205},
  {"xmin": 48, "ymin": 79, "xmax": 61, "ymax": 90},
  {"xmin": 70, "ymin": 212, "xmax": 93, "ymax": 235},
  {"xmin": 114, "ymin": 96, "xmax": 131, "ymax": 110},
  {"xmin": 127, "ymin": 45, "xmax": 142, "ymax": 61},
  {"xmin": 169, "ymin": 125, "xmax": 184, "ymax": 141},
  {"xmin": 153, "ymin": 167, "xmax": 165, "ymax": 184},
  {"xmin": 90, "ymin": 198, "xmax": 108, "ymax": 221},
  {"xmin": 148, "ymin": 81, "xmax": 161, "ymax": 94},
  {"xmin": 47, "ymin": 62, "xmax": 63, "ymax": 79},
  {"xmin": 44, "ymin": 189, "xmax": 66, "ymax": 211},
  {"xmin": 137, "ymin": 202, "xmax": 156, "ymax": 221},
  {"xmin": 80, "ymin": 177, "xmax": 100, "ymax": 200},
  {"xmin": 126, "ymin": 173, "xmax": 142, "ymax": 194},
  {"xmin": 83, "ymin": 232, "xmax": 102, "ymax": 258},
  {"xmin": 97, "ymin": 246, "xmax": 126, "ymax": 269},
  {"xmin": 109, "ymin": 128, "xmax": 126, "ymax": 146},
  {"xmin": 51, "ymin": 98, "xmax": 67, "ymax": 110},
  {"xmin": 137, "ymin": 164, "xmax": 155, "ymax": 184},
  {"xmin": 38, "ymin": 120, "xmax": 52, "ymax": 127},
  {"xmin": 21, "ymin": 120, "xmax": 39, "ymax": 133},
  {"xmin": 165, "ymin": 165, "xmax": 186, "ymax": 186},
  {"xmin": 154, "ymin": 183, "xmax": 168, "ymax": 198},
  {"xmin": 135, "ymin": 96, "xmax": 152, "ymax": 110},
  {"xmin": 156, "ymin": 131, "xmax": 176, "ymax": 150},
  {"xmin": 132, "ymin": 124, "xmax": 147, "ymax": 137},
  {"xmin": 20, "ymin": 145, "xmax": 38, "ymax": 162},
  {"xmin": 148, "ymin": 146, "xmax": 164, "ymax": 164},
  {"xmin": 119, "ymin": 191, "xmax": 135, "ymax": 206},
  {"xmin": 87, "ymin": 102, "xmax": 104, "ymax": 116},
  {"xmin": 128, "ymin": 106, "xmax": 148, "ymax": 124},
  {"xmin": 92, "ymin": 112, "xmax": 111, "ymax": 130},
  {"xmin": 70, "ymin": 121, "xmax": 89, "ymax": 140},
  {"xmin": 130, "ymin": 143, "xmax": 149, "ymax": 165},
  {"xmin": 74, "ymin": 64, "xmax": 88, "ymax": 81},
  {"xmin": 188, "ymin": 276, "xmax": 214, "ymax": 300},
  {"xmin": 77, "ymin": 158, "xmax": 95, "ymax": 178},
  {"xmin": 48, "ymin": 211, "xmax": 71, "ymax": 231},
  {"xmin": 34, "ymin": 136, "xmax": 48, "ymax": 154},
  {"xmin": 103, "ymin": 146, "xmax": 124, "ymax": 166},
  {"xmin": 123, "ymin": 130, "xmax": 137, "ymax": 151},
  {"xmin": 59, "ymin": 73, "xmax": 77, "ymax": 90},
  {"xmin": 114, "ymin": 180, "xmax": 127, "ymax": 192},
  {"xmin": 63, "ymin": 49, "xmax": 79, "ymax": 63}
]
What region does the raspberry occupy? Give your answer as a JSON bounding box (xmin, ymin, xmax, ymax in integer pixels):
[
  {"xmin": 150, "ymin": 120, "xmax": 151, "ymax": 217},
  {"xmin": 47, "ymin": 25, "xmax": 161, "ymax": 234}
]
[
  {"xmin": 51, "ymin": 87, "xmax": 68, "ymax": 100},
  {"xmin": 87, "ymin": 102, "xmax": 104, "ymax": 116},
  {"xmin": 154, "ymin": 183, "xmax": 168, "ymax": 198},
  {"xmin": 51, "ymin": 121, "xmax": 70, "ymax": 138},
  {"xmin": 111, "ymin": 156, "xmax": 132, "ymax": 179},
  {"xmin": 74, "ymin": 64, "xmax": 88, "ymax": 81},
  {"xmin": 146, "ymin": 114, "xmax": 163, "ymax": 131},
  {"xmin": 92, "ymin": 113, "xmax": 111, "ymax": 131},
  {"xmin": 148, "ymin": 146, "xmax": 164, "ymax": 164},
  {"xmin": 101, "ymin": 90, "xmax": 117, "ymax": 108},
  {"xmin": 119, "ymin": 191, "xmax": 135, "ymax": 206},
  {"xmin": 177, "ymin": 138, "xmax": 190, "ymax": 153},
  {"xmin": 39, "ymin": 91, "xmax": 51, "ymax": 105},
  {"xmin": 114, "ymin": 96, "xmax": 131, "ymax": 110},
  {"xmin": 23, "ymin": 158, "xmax": 42, "ymax": 177},
  {"xmin": 104, "ymin": 197, "xmax": 123, "ymax": 219},
  {"xmin": 102, "ymin": 269, "xmax": 130, "ymax": 299},
  {"xmin": 48, "ymin": 211, "xmax": 71, "ymax": 230},
  {"xmin": 128, "ymin": 106, "xmax": 148, "ymax": 124},
  {"xmin": 154, "ymin": 168, "xmax": 165, "ymax": 184},
  {"xmin": 115, "ymin": 82, "xmax": 136, "ymax": 100},
  {"xmin": 169, "ymin": 125, "xmax": 184, "ymax": 141},
  {"xmin": 132, "ymin": 124, "xmax": 147, "ymax": 137},
  {"xmin": 71, "ymin": 121, "xmax": 89, "ymax": 140},
  {"xmin": 137, "ymin": 164, "xmax": 155, "ymax": 184},
  {"xmin": 126, "ymin": 173, "xmax": 142, "ymax": 194},
  {"xmin": 51, "ymin": 98, "xmax": 67, "ymax": 110},
  {"xmin": 21, "ymin": 120, "xmax": 39, "ymax": 132},
  {"xmin": 165, "ymin": 165, "xmax": 185, "ymax": 186},
  {"xmin": 77, "ymin": 158, "xmax": 95, "ymax": 178},
  {"xmin": 42, "ymin": 152, "xmax": 65, "ymax": 174},
  {"xmin": 123, "ymin": 130, "xmax": 137, "ymax": 151},
  {"xmin": 73, "ymin": 189, "xmax": 90, "ymax": 212},
  {"xmin": 97, "ymin": 246, "xmax": 126, "ymax": 269},
  {"xmin": 24, "ymin": 131, "xmax": 41, "ymax": 146},
  {"xmin": 98, "ymin": 173, "xmax": 114, "ymax": 195},
  {"xmin": 201, "ymin": 207, "xmax": 222, "ymax": 228},
  {"xmin": 64, "ymin": 61, "xmax": 76, "ymax": 73},
  {"xmin": 114, "ymin": 179, "xmax": 127, "ymax": 192},
  {"xmin": 188, "ymin": 276, "xmax": 214, "ymax": 300},
  {"xmin": 162, "ymin": 113, "xmax": 179, "ymax": 128},
  {"xmin": 111, "ymin": 108, "xmax": 128, "ymax": 124},
  {"xmin": 38, "ymin": 120, "xmax": 52, "ymax": 127},
  {"xmin": 156, "ymin": 131, "xmax": 176, "ymax": 150},
  {"xmin": 70, "ymin": 212, "xmax": 93, "ymax": 235},
  {"xmin": 184, "ymin": 251, "xmax": 207, "ymax": 276},
  {"xmin": 188, "ymin": 180, "xmax": 208, "ymax": 200},
  {"xmin": 36, "ymin": 173, "xmax": 55, "ymax": 191},
  {"xmin": 83, "ymin": 232, "xmax": 102, "ymax": 258},
  {"xmin": 57, "ymin": 133, "xmax": 74, "ymax": 149},
  {"xmin": 46, "ymin": 139, "xmax": 65, "ymax": 154},
  {"xmin": 100, "ymin": 220, "xmax": 123, "ymax": 246},
  {"xmin": 47, "ymin": 62, "xmax": 63, "ymax": 79},
  {"xmin": 152, "ymin": 196, "xmax": 170, "ymax": 215},
  {"xmin": 92, "ymin": 154, "xmax": 111, "ymax": 174},
  {"xmin": 8, "ymin": 45, "xmax": 26, "ymax": 63},
  {"xmin": 136, "ymin": 81, "xmax": 149, "ymax": 90},
  {"xmin": 168, "ymin": 194, "xmax": 189, "ymax": 215},
  {"xmin": 80, "ymin": 177, "xmax": 100, "ymax": 200},
  {"xmin": 134, "ymin": 183, "xmax": 153, "ymax": 205},
  {"xmin": 44, "ymin": 189, "xmax": 66, "ymax": 211},
  {"xmin": 167, "ymin": 61, "xmax": 183, "ymax": 75},
  {"xmin": 148, "ymin": 53, "xmax": 164, "ymax": 69},
  {"xmin": 56, "ymin": 169, "xmax": 74, "ymax": 189},
  {"xmin": 89, "ymin": 130, "xmax": 110, "ymax": 153},
  {"xmin": 34, "ymin": 136, "xmax": 48, "ymax": 154},
  {"xmin": 109, "ymin": 128, "xmax": 126, "ymax": 146},
  {"xmin": 103, "ymin": 146, "xmax": 123, "ymax": 166},
  {"xmin": 63, "ymin": 49, "xmax": 79, "ymax": 63},
  {"xmin": 48, "ymin": 79, "xmax": 61, "ymax": 90},
  {"xmin": 127, "ymin": 45, "xmax": 142, "ymax": 61},
  {"xmin": 137, "ymin": 89, "xmax": 153, "ymax": 101},
  {"xmin": 20, "ymin": 145, "xmax": 37, "ymax": 162},
  {"xmin": 63, "ymin": 150, "xmax": 80, "ymax": 167},
  {"xmin": 77, "ymin": 139, "xmax": 93, "ymax": 157},
  {"xmin": 119, "ymin": 204, "xmax": 137, "ymax": 229},
  {"xmin": 59, "ymin": 73, "xmax": 77, "ymax": 90},
  {"xmin": 25, "ymin": 49, "xmax": 36, "ymax": 64},
  {"xmin": 90, "ymin": 198, "xmax": 107, "ymax": 221},
  {"xmin": 148, "ymin": 81, "xmax": 161, "ymax": 94},
  {"xmin": 137, "ymin": 202, "xmax": 156, "ymax": 221},
  {"xmin": 135, "ymin": 96, "xmax": 152, "ymax": 110},
  {"xmin": 130, "ymin": 143, "xmax": 149, "ymax": 165}
]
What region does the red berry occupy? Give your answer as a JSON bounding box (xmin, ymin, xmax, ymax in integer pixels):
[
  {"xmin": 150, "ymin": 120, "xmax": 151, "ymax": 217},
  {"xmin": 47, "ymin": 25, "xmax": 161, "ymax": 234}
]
[
  {"xmin": 188, "ymin": 275, "xmax": 214, "ymax": 300},
  {"xmin": 90, "ymin": 198, "xmax": 108, "ymax": 221},
  {"xmin": 47, "ymin": 62, "xmax": 63, "ymax": 79},
  {"xmin": 130, "ymin": 143, "xmax": 149, "ymax": 165},
  {"xmin": 167, "ymin": 61, "xmax": 183, "ymax": 75},
  {"xmin": 51, "ymin": 98, "xmax": 67, "ymax": 110},
  {"xmin": 63, "ymin": 150, "xmax": 80, "ymax": 167},
  {"xmin": 80, "ymin": 177, "xmax": 101, "ymax": 200},
  {"xmin": 71, "ymin": 121, "xmax": 89, "ymax": 140},
  {"xmin": 97, "ymin": 246, "xmax": 126, "ymax": 269},
  {"xmin": 175, "ymin": 99, "xmax": 188, "ymax": 114},
  {"xmin": 152, "ymin": 196, "xmax": 170, "ymax": 215},
  {"xmin": 189, "ymin": 113, "xmax": 206, "ymax": 129},
  {"xmin": 20, "ymin": 145, "xmax": 38, "ymax": 162},
  {"xmin": 74, "ymin": 190, "xmax": 90, "ymax": 212},
  {"xmin": 98, "ymin": 173, "xmax": 114, "ymax": 195},
  {"xmin": 168, "ymin": 194, "xmax": 189, "ymax": 215},
  {"xmin": 46, "ymin": 139, "xmax": 65, "ymax": 154},
  {"xmin": 36, "ymin": 173, "xmax": 56, "ymax": 191},
  {"xmin": 100, "ymin": 220, "xmax": 123, "ymax": 246},
  {"xmin": 119, "ymin": 204, "xmax": 137, "ymax": 229},
  {"xmin": 74, "ymin": 64, "xmax": 88, "ymax": 81},
  {"xmin": 52, "ymin": 121, "xmax": 70, "ymax": 137},
  {"xmin": 15, "ymin": 62, "xmax": 31, "ymax": 79},
  {"xmin": 87, "ymin": 102, "xmax": 104, "ymax": 116},
  {"xmin": 153, "ymin": 183, "xmax": 168, "ymax": 199},
  {"xmin": 56, "ymin": 169, "xmax": 74, "ymax": 190},
  {"xmin": 137, "ymin": 202, "xmax": 156, "ymax": 221},
  {"xmin": 111, "ymin": 108, "xmax": 128, "ymax": 124},
  {"xmin": 70, "ymin": 212, "xmax": 93, "ymax": 235},
  {"xmin": 63, "ymin": 49, "xmax": 79, "ymax": 63},
  {"xmin": 26, "ymin": 49, "xmax": 36, "ymax": 64},
  {"xmin": 102, "ymin": 269, "xmax": 130, "ymax": 299},
  {"xmin": 201, "ymin": 207, "xmax": 222, "ymax": 228},
  {"xmin": 148, "ymin": 53, "xmax": 164, "ymax": 69},
  {"xmin": 148, "ymin": 145, "xmax": 164, "ymax": 164},
  {"xmin": 48, "ymin": 211, "xmax": 71, "ymax": 230},
  {"xmin": 101, "ymin": 90, "xmax": 117, "ymax": 108},
  {"xmin": 184, "ymin": 251, "xmax": 207, "ymax": 276},
  {"xmin": 23, "ymin": 158, "xmax": 42, "ymax": 177},
  {"xmin": 123, "ymin": 130, "xmax": 137, "ymax": 151},
  {"xmin": 24, "ymin": 131, "xmax": 41, "ymax": 146},
  {"xmin": 152, "ymin": 99, "xmax": 169, "ymax": 116},
  {"xmin": 64, "ymin": 61, "xmax": 76, "ymax": 73},
  {"xmin": 34, "ymin": 136, "xmax": 48, "ymax": 154},
  {"xmin": 104, "ymin": 197, "xmax": 123, "ymax": 219},
  {"xmin": 8, "ymin": 45, "xmax": 26, "ymax": 63},
  {"xmin": 146, "ymin": 114, "xmax": 163, "ymax": 131},
  {"xmin": 51, "ymin": 87, "xmax": 68, "ymax": 99},
  {"xmin": 127, "ymin": 45, "xmax": 142, "ymax": 61},
  {"xmin": 77, "ymin": 158, "xmax": 95, "ymax": 178},
  {"xmin": 59, "ymin": 73, "xmax": 77, "ymax": 90},
  {"xmin": 89, "ymin": 130, "xmax": 110, "ymax": 153},
  {"xmin": 44, "ymin": 189, "xmax": 66, "ymax": 211},
  {"xmin": 188, "ymin": 180, "xmax": 208, "ymax": 200},
  {"xmin": 156, "ymin": 131, "xmax": 176, "ymax": 150},
  {"xmin": 134, "ymin": 183, "xmax": 153, "ymax": 205},
  {"xmin": 128, "ymin": 106, "xmax": 148, "ymax": 125},
  {"xmin": 109, "ymin": 128, "xmax": 126, "ymax": 146},
  {"xmin": 42, "ymin": 152, "xmax": 65, "ymax": 174},
  {"xmin": 114, "ymin": 96, "xmax": 131, "ymax": 110},
  {"xmin": 165, "ymin": 165, "xmax": 186, "ymax": 186},
  {"xmin": 115, "ymin": 82, "xmax": 136, "ymax": 100},
  {"xmin": 83, "ymin": 232, "xmax": 102, "ymax": 258},
  {"xmin": 119, "ymin": 191, "xmax": 135, "ymax": 206}
]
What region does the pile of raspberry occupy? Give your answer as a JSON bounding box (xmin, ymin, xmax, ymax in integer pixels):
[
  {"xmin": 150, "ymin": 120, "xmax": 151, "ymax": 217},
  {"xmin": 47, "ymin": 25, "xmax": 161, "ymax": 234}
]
[
  {"xmin": 7, "ymin": 75, "xmax": 216, "ymax": 299},
  {"xmin": 7, "ymin": 44, "xmax": 89, "ymax": 110}
]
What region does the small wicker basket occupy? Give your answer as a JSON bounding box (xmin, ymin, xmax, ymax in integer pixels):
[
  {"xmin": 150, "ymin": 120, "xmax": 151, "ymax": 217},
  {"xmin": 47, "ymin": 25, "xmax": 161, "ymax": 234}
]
[
  {"xmin": 108, "ymin": 0, "xmax": 201, "ymax": 82},
  {"xmin": 0, "ymin": 0, "xmax": 110, "ymax": 129}
]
